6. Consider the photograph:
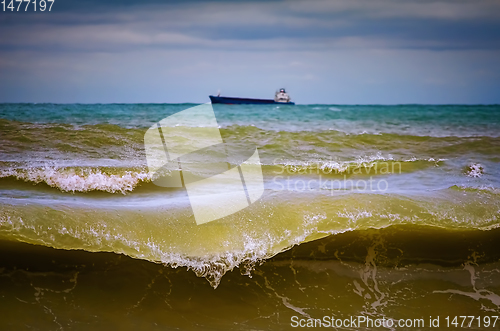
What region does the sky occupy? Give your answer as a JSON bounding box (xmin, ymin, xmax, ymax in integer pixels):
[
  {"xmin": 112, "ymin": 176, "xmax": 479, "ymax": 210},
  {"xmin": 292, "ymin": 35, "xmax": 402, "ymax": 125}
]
[{"xmin": 0, "ymin": 0, "xmax": 499, "ymax": 104}]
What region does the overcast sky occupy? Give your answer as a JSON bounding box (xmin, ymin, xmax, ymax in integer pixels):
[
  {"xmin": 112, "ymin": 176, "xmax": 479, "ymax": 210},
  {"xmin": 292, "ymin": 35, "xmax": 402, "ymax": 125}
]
[{"xmin": 0, "ymin": 0, "xmax": 499, "ymax": 104}]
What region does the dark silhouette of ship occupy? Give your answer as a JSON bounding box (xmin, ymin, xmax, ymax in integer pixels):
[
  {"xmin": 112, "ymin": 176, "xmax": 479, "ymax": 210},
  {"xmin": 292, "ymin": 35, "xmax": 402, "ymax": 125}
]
[{"xmin": 209, "ymin": 88, "xmax": 295, "ymax": 105}]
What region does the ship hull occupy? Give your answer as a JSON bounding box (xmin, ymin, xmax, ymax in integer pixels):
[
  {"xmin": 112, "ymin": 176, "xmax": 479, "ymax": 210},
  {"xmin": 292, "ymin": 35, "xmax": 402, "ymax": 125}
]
[{"xmin": 209, "ymin": 95, "xmax": 295, "ymax": 105}]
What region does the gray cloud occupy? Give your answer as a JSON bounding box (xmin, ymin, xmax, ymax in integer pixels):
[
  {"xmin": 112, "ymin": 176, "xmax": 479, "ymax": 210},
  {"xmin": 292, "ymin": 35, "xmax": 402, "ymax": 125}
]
[
  {"xmin": 0, "ymin": 0, "xmax": 499, "ymax": 103},
  {"xmin": 1, "ymin": 0, "xmax": 499, "ymax": 52}
]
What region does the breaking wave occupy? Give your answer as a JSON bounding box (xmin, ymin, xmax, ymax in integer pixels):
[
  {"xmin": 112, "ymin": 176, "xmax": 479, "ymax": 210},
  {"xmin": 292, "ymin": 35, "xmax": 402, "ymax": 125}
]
[{"xmin": 0, "ymin": 156, "xmax": 445, "ymax": 194}]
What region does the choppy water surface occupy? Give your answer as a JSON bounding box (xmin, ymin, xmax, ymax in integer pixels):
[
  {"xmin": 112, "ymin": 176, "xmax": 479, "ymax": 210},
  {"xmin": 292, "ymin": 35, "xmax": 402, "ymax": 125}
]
[{"xmin": 1, "ymin": 103, "xmax": 499, "ymax": 330}]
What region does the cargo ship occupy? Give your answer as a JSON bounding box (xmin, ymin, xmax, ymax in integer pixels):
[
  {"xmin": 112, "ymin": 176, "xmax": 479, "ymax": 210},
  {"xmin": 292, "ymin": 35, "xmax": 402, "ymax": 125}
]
[{"xmin": 209, "ymin": 88, "xmax": 295, "ymax": 105}]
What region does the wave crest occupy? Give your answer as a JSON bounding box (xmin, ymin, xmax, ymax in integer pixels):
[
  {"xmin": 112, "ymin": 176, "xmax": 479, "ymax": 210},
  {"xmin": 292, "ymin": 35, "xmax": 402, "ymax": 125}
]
[{"xmin": 0, "ymin": 167, "xmax": 151, "ymax": 193}]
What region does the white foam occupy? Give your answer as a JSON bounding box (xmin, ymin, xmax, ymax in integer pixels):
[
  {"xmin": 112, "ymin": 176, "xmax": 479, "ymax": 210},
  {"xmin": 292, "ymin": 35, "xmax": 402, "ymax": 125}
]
[
  {"xmin": 0, "ymin": 167, "xmax": 151, "ymax": 193},
  {"xmin": 272, "ymin": 154, "xmax": 442, "ymax": 176},
  {"xmin": 465, "ymin": 163, "xmax": 484, "ymax": 178}
]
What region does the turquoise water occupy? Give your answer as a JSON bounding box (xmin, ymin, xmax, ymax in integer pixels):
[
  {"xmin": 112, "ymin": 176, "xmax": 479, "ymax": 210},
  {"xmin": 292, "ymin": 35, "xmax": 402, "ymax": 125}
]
[{"xmin": 2, "ymin": 103, "xmax": 499, "ymax": 136}]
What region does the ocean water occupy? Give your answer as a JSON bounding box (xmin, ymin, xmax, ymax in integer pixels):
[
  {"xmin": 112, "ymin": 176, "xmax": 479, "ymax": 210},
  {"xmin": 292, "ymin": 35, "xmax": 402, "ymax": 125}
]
[{"xmin": 1, "ymin": 103, "xmax": 500, "ymax": 330}]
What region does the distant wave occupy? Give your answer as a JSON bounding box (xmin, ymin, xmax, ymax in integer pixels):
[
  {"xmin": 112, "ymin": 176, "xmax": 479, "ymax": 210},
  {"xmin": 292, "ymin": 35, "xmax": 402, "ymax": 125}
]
[
  {"xmin": 3, "ymin": 117, "xmax": 500, "ymax": 138},
  {"xmin": 271, "ymin": 155, "xmax": 446, "ymax": 176},
  {"xmin": 0, "ymin": 156, "xmax": 444, "ymax": 194},
  {"xmin": 2, "ymin": 118, "xmax": 500, "ymax": 166}
]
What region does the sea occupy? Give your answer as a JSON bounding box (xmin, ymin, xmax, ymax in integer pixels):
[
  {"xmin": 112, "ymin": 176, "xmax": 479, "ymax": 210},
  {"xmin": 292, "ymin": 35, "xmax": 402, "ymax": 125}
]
[{"xmin": 1, "ymin": 103, "xmax": 500, "ymax": 330}]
